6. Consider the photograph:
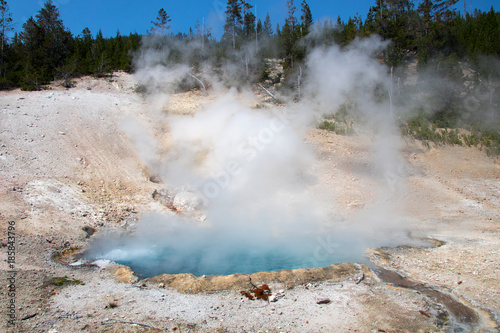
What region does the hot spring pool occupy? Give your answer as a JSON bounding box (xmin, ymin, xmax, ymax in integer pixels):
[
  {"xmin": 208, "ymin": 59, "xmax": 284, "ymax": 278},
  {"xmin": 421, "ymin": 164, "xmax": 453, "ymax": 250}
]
[
  {"xmin": 82, "ymin": 212, "xmax": 424, "ymax": 279},
  {"xmin": 84, "ymin": 233, "xmax": 366, "ymax": 278}
]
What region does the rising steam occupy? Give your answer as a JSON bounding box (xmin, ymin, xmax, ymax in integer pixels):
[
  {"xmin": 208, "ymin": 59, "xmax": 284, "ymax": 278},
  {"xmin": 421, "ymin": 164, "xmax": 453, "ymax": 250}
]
[{"xmin": 86, "ymin": 34, "xmax": 418, "ymax": 277}]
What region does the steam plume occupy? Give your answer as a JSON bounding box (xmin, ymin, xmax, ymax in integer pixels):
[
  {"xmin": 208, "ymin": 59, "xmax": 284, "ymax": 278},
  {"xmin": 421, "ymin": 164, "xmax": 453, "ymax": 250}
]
[{"xmin": 87, "ymin": 35, "xmax": 418, "ymax": 277}]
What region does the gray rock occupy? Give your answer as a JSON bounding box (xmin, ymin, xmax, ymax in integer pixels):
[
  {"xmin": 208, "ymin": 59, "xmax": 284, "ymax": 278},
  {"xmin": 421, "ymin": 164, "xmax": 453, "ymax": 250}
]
[{"xmin": 173, "ymin": 191, "xmax": 202, "ymax": 211}]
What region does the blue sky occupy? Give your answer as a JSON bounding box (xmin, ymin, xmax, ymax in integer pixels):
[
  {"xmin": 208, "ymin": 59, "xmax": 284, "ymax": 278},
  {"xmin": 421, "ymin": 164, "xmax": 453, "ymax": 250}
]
[{"xmin": 8, "ymin": 0, "xmax": 499, "ymax": 39}]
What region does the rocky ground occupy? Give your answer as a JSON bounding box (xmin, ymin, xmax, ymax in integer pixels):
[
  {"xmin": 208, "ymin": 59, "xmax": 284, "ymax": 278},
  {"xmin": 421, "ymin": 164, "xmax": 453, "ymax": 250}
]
[{"xmin": 0, "ymin": 72, "xmax": 499, "ymax": 332}]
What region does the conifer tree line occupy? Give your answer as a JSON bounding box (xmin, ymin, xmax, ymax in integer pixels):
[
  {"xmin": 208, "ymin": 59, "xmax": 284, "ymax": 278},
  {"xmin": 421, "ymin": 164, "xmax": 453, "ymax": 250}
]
[{"xmin": 0, "ymin": 0, "xmax": 499, "ymax": 90}]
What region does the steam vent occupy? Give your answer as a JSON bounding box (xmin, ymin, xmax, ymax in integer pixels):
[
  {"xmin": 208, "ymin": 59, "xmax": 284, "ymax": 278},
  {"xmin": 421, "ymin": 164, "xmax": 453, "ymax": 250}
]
[{"xmin": 4, "ymin": 1, "xmax": 500, "ymax": 331}]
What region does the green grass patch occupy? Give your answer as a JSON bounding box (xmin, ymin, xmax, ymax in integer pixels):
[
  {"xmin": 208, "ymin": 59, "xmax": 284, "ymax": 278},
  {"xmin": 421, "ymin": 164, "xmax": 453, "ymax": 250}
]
[
  {"xmin": 402, "ymin": 110, "xmax": 500, "ymax": 156},
  {"xmin": 50, "ymin": 276, "xmax": 84, "ymax": 287},
  {"xmin": 317, "ymin": 104, "xmax": 355, "ymax": 135}
]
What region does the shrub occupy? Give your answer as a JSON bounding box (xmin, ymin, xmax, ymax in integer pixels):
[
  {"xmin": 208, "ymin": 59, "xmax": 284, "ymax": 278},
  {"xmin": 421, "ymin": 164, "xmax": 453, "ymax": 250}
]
[
  {"xmin": 318, "ymin": 120, "xmax": 335, "ymax": 131},
  {"xmin": 0, "ymin": 78, "xmax": 14, "ymax": 90}
]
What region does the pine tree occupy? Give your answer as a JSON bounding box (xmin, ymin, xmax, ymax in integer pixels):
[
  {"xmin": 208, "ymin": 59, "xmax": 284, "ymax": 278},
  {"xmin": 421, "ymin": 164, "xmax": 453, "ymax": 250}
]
[
  {"xmin": 240, "ymin": 0, "xmax": 254, "ymax": 40},
  {"xmin": 342, "ymin": 17, "xmax": 359, "ymax": 46},
  {"xmin": 151, "ymin": 8, "xmax": 171, "ymax": 36},
  {"xmin": 332, "ymin": 17, "xmax": 344, "ymax": 45},
  {"xmin": 286, "ymin": 0, "xmax": 297, "ymax": 31},
  {"xmin": 433, "ymin": 0, "xmax": 459, "ymax": 19},
  {"xmin": 416, "ymin": 0, "xmax": 460, "ymax": 64},
  {"xmin": 418, "ymin": 0, "xmax": 433, "ymax": 36},
  {"xmin": 0, "ymin": 0, "xmax": 13, "ymax": 77},
  {"xmin": 19, "ymin": 17, "xmax": 43, "ymax": 88},
  {"xmin": 243, "ymin": 10, "xmax": 256, "ymax": 40},
  {"xmin": 81, "ymin": 27, "xmax": 92, "ymax": 43},
  {"xmin": 6, "ymin": 31, "xmax": 23, "ymax": 86},
  {"xmin": 223, "ymin": 0, "xmax": 242, "ymax": 49},
  {"xmin": 300, "ymin": 0, "xmax": 313, "ymax": 34},
  {"xmin": 257, "ymin": 19, "xmax": 263, "ymax": 37},
  {"xmin": 280, "ymin": 0, "xmax": 304, "ymax": 69},
  {"xmin": 263, "ymin": 12, "xmax": 273, "ymax": 37},
  {"xmin": 76, "ymin": 27, "xmax": 92, "ymax": 74},
  {"xmin": 34, "ymin": 0, "xmax": 72, "ymax": 81},
  {"xmin": 94, "ymin": 29, "xmax": 107, "ymax": 75}
]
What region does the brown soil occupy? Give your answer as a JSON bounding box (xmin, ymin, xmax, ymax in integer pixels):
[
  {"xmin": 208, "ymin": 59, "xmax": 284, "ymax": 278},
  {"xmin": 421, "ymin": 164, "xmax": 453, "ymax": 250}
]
[{"xmin": 0, "ymin": 72, "xmax": 499, "ymax": 332}]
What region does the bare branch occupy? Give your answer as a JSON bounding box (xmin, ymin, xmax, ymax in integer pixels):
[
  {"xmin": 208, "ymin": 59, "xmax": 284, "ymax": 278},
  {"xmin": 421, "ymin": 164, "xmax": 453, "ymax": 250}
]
[
  {"xmin": 258, "ymin": 84, "xmax": 276, "ymax": 99},
  {"xmin": 188, "ymin": 72, "xmax": 207, "ymax": 94}
]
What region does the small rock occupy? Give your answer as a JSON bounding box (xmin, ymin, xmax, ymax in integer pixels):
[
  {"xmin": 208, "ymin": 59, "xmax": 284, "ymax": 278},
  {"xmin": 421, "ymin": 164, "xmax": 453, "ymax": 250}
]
[
  {"xmin": 269, "ymin": 290, "xmax": 285, "ymax": 302},
  {"xmin": 316, "ymin": 298, "xmax": 332, "ymax": 305},
  {"xmin": 82, "ymin": 226, "xmax": 96, "ymax": 238},
  {"xmin": 149, "ymin": 175, "xmax": 162, "ymax": 183},
  {"xmin": 269, "ymin": 295, "xmax": 279, "ymax": 302},
  {"xmin": 173, "ymin": 191, "xmax": 203, "ymax": 211}
]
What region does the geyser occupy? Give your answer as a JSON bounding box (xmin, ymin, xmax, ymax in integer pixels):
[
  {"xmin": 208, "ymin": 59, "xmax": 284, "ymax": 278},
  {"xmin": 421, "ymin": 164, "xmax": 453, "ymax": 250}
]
[
  {"xmin": 85, "ymin": 91, "xmax": 369, "ymax": 278},
  {"xmin": 84, "ymin": 36, "xmax": 412, "ymax": 279}
]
